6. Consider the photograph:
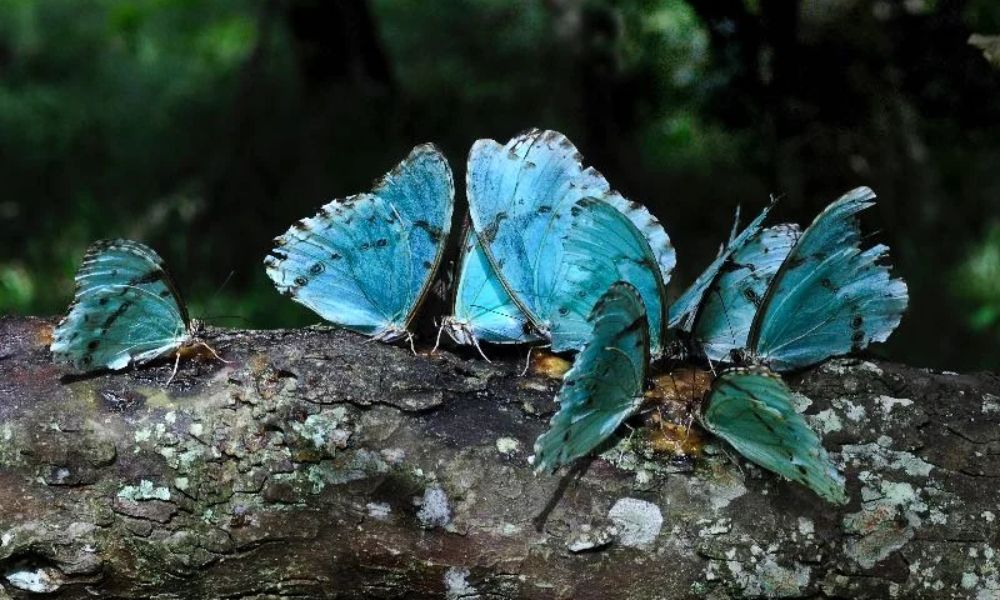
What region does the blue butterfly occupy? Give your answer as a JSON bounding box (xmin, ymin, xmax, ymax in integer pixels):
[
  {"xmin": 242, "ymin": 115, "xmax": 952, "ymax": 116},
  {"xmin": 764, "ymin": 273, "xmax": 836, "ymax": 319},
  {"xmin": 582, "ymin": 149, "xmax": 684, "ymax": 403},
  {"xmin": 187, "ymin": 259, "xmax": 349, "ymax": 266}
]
[
  {"xmin": 534, "ymin": 281, "xmax": 649, "ymax": 473},
  {"xmin": 265, "ymin": 144, "xmax": 454, "ymax": 342},
  {"xmin": 466, "ymin": 129, "xmax": 673, "ymax": 355},
  {"xmin": 702, "ymin": 367, "xmax": 847, "ymax": 504},
  {"xmin": 746, "ymin": 187, "xmax": 908, "ymax": 371},
  {"xmin": 439, "ymin": 226, "xmax": 543, "ymax": 351},
  {"xmin": 668, "ymin": 202, "xmax": 775, "ymax": 331},
  {"xmin": 689, "ymin": 223, "xmax": 801, "ymax": 362},
  {"xmin": 50, "ymin": 239, "xmax": 200, "ymax": 373}
]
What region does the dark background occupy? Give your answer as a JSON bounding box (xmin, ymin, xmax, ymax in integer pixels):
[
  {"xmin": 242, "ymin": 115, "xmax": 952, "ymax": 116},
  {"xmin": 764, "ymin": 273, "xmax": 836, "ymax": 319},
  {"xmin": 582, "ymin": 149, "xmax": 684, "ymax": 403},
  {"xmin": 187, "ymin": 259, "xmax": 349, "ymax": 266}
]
[{"xmin": 1, "ymin": 0, "xmax": 998, "ymax": 370}]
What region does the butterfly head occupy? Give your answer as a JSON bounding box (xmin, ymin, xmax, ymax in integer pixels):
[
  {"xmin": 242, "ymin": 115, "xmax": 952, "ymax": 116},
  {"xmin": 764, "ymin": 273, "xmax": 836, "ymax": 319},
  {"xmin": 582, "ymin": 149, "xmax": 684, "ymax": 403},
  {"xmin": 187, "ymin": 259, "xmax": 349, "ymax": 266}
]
[{"xmin": 439, "ymin": 316, "xmax": 476, "ymax": 347}]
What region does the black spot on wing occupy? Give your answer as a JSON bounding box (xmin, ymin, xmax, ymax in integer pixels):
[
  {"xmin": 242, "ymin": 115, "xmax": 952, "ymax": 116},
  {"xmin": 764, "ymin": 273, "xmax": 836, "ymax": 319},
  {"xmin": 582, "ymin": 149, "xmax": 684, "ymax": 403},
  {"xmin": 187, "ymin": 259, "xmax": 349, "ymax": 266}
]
[
  {"xmin": 480, "ymin": 212, "xmax": 508, "ymax": 244},
  {"xmin": 102, "ymin": 300, "xmax": 133, "ymax": 330},
  {"xmin": 414, "ymin": 220, "xmax": 444, "ymax": 243}
]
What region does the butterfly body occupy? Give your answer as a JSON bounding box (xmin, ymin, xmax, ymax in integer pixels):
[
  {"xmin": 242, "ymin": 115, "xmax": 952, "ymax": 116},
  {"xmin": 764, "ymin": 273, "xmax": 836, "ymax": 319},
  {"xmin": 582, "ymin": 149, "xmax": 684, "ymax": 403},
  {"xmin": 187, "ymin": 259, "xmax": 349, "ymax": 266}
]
[
  {"xmin": 50, "ymin": 239, "xmax": 197, "ymax": 371},
  {"xmin": 669, "ymin": 202, "xmax": 775, "ymax": 331},
  {"xmin": 265, "ymin": 144, "xmax": 454, "ymax": 341}
]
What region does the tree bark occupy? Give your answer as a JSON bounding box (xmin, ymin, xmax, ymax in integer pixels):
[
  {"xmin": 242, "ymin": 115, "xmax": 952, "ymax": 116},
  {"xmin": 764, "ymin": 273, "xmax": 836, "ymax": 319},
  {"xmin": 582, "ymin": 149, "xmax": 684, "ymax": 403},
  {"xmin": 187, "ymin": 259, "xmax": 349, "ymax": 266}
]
[{"xmin": 0, "ymin": 316, "xmax": 997, "ymax": 599}]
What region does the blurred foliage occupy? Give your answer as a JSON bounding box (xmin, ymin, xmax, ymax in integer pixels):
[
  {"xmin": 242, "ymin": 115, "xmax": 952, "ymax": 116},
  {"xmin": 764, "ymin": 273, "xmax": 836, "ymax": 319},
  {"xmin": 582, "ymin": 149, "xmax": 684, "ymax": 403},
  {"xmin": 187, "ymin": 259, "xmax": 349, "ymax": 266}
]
[{"xmin": 1, "ymin": 0, "xmax": 999, "ymax": 369}]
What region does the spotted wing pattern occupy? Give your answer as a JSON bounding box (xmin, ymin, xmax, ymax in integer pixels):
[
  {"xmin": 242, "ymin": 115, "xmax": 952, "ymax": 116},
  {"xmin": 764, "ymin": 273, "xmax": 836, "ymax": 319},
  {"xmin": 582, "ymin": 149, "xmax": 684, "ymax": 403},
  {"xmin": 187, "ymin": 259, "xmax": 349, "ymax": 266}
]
[
  {"xmin": 703, "ymin": 367, "xmax": 847, "ymax": 504},
  {"xmin": 466, "ymin": 129, "xmax": 673, "ymax": 351},
  {"xmin": 50, "ymin": 239, "xmax": 191, "ymax": 371},
  {"xmin": 748, "ymin": 187, "xmax": 908, "ymax": 371},
  {"xmin": 265, "ymin": 144, "xmax": 454, "ymax": 340},
  {"xmin": 534, "ymin": 282, "xmax": 649, "ymax": 473},
  {"xmin": 691, "ymin": 224, "xmax": 801, "ymax": 362}
]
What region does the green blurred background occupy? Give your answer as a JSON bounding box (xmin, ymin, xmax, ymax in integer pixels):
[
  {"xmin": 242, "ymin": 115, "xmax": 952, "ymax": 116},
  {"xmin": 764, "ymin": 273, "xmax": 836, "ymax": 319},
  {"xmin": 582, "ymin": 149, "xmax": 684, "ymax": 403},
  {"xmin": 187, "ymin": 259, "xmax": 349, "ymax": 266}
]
[{"xmin": 1, "ymin": 0, "xmax": 998, "ymax": 370}]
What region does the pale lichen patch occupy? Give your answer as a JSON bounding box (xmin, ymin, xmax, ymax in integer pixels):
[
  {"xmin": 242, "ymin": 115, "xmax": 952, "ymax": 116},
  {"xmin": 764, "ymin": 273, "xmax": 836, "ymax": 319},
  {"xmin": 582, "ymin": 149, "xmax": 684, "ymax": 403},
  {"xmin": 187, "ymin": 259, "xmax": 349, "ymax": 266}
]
[
  {"xmin": 607, "ymin": 498, "xmax": 663, "ymax": 548},
  {"xmin": 495, "ymin": 437, "xmax": 520, "ymax": 456},
  {"xmin": 4, "ymin": 567, "xmax": 62, "ymax": 593},
  {"xmin": 118, "ymin": 479, "xmax": 171, "ymax": 502},
  {"xmin": 875, "ymin": 395, "xmax": 913, "ymax": 417},
  {"xmin": 417, "ymin": 485, "xmax": 451, "ymax": 528},
  {"xmin": 840, "ymin": 443, "xmax": 933, "ymax": 477},
  {"xmin": 443, "ymin": 566, "xmax": 476, "ymax": 600},
  {"xmin": 809, "ymin": 408, "xmax": 843, "ymax": 434}
]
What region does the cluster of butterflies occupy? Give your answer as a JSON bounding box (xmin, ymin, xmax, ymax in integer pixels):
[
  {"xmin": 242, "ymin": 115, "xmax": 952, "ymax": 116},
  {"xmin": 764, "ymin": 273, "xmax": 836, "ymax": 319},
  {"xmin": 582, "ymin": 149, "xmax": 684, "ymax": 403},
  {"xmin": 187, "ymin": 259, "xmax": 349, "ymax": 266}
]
[{"xmin": 50, "ymin": 129, "xmax": 908, "ymax": 505}]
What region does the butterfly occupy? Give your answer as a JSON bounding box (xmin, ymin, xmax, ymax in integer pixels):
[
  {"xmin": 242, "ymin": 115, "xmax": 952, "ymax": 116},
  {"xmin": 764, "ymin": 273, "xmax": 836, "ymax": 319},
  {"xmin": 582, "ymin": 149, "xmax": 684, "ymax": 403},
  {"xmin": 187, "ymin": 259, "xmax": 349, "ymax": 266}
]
[
  {"xmin": 439, "ymin": 225, "xmax": 543, "ymax": 353},
  {"xmin": 745, "ymin": 187, "xmax": 908, "ymax": 371},
  {"xmin": 50, "ymin": 239, "xmax": 210, "ymax": 377},
  {"xmin": 688, "ymin": 223, "xmax": 801, "ymax": 362},
  {"xmin": 264, "ymin": 144, "xmax": 454, "ymax": 343},
  {"xmin": 534, "ymin": 281, "xmax": 649, "ymax": 473},
  {"xmin": 668, "ymin": 202, "xmax": 775, "ymax": 331},
  {"xmin": 701, "ymin": 367, "xmax": 847, "ymax": 504},
  {"xmin": 465, "ymin": 129, "xmax": 673, "ymax": 355}
]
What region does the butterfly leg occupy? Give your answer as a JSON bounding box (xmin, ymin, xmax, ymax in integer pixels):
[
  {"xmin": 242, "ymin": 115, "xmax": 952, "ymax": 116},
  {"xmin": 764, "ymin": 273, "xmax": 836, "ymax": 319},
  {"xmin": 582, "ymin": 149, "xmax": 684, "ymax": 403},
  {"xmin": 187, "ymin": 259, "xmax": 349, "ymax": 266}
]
[
  {"xmin": 166, "ymin": 352, "xmax": 182, "ymax": 386},
  {"xmin": 471, "ymin": 335, "xmax": 492, "ymax": 364},
  {"xmin": 431, "ymin": 319, "xmax": 445, "ymax": 355},
  {"xmin": 198, "ymin": 341, "xmax": 230, "ymax": 365},
  {"xmin": 520, "ymin": 346, "xmax": 535, "ymax": 377}
]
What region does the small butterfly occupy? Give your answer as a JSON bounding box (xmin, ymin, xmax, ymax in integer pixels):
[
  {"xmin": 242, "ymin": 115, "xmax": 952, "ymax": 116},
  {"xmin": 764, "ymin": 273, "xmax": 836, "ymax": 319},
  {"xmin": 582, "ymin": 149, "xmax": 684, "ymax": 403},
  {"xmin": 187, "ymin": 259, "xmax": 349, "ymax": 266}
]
[
  {"xmin": 465, "ymin": 129, "xmax": 673, "ymax": 355},
  {"xmin": 264, "ymin": 144, "xmax": 454, "ymax": 343},
  {"xmin": 439, "ymin": 225, "xmax": 543, "ymax": 354},
  {"xmin": 689, "ymin": 223, "xmax": 801, "ymax": 362},
  {"xmin": 701, "ymin": 367, "xmax": 847, "ymax": 504},
  {"xmin": 668, "ymin": 201, "xmax": 775, "ymax": 331},
  {"xmin": 534, "ymin": 281, "xmax": 649, "ymax": 473},
  {"xmin": 50, "ymin": 239, "xmax": 215, "ymax": 379}
]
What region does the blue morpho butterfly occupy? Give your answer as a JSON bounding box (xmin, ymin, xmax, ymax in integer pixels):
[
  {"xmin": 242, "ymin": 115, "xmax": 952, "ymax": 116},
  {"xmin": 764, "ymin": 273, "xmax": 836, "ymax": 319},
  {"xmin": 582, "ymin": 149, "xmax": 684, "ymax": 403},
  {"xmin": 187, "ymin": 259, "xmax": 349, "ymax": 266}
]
[
  {"xmin": 689, "ymin": 187, "xmax": 908, "ymax": 371},
  {"xmin": 463, "ymin": 129, "xmax": 674, "ymax": 356},
  {"xmin": 688, "ymin": 223, "xmax": 802, "ymax": 362},
  {"xmin": 534, "ymin": 281, "xmax": 649, "ymax": 473},
  {"xmin": 264, "ymin": 144, "xmax": 454, "ymax": 343},
  {"xmin": 702, "ymin": 367, "xmax": 847, "ymax": 504},
  {"xmin": 50, "ymin": 239, "xmax": 216, "ymax": 378},
  {"xmin": 437, "ymin": 224, "xmax": 544, "ymax": 353},
  {"xmin": 668, "ymin": 201, "xmax": 776, "ymax": 332}
]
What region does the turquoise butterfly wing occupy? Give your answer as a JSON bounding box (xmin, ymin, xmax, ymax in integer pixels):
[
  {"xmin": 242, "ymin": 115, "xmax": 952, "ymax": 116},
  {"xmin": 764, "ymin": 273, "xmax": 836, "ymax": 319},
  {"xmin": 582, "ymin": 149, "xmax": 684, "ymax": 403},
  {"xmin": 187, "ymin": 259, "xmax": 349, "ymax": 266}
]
[
  {"xmin": 747, "ymin": 187, "xmax": 909, "ymax": 371},
  {"xmin": 690, "ymin": 224, "xmax": 801, "ymax": 362},
  {"xmin": 50, "ymin": 239, "xmax": 191, "ymax": 371},
  {"xmin": 534, "ymin": 281, "xmax": 649, "ymax": 473},
  {"xmin": 550, "ymin": 197, "xmax": 667, "ymax": 354},
  {"xmin": 466, "ymin": 129, "xmax": 672, "ymax": 354},
  {"xmin": 703, "ymin": 368, "xmax": 847, "ymax": 504},
  {"xmin": 442, "ymin": 227, "xmax": 542, "ymax": 346},
  {"xmin": 668, "ymin": 202, "xmax": 774, "ymax": 331},
  {"xmin": 265, "ymin": 144, "xmax": 454, "ymax": 340}
]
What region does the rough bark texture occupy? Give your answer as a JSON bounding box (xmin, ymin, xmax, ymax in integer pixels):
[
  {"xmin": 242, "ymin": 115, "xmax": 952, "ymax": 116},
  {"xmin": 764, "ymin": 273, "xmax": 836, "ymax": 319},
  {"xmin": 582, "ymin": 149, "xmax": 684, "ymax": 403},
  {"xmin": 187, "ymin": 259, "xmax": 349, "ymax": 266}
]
[{"xmin": 0, "ymin": 316, "xmax": 998, "ymax": 599}]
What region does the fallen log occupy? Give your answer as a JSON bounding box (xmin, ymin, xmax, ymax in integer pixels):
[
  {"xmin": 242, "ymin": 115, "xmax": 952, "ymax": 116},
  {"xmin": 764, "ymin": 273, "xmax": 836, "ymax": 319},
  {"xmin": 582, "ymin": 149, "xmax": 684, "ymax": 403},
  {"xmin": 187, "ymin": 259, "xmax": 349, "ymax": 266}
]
[{"xmin": 0, "ymin": 315, "xmax": 997, "ymax": 599}]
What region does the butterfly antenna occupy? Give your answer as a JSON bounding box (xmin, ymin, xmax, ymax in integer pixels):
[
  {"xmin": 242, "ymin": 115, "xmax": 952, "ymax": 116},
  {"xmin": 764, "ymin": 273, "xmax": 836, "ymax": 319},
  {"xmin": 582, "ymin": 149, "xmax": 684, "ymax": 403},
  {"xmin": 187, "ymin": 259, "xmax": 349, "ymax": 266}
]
[{"xmin": 728, "ymin": 204, "xmax": 742, "ymax": 244}]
